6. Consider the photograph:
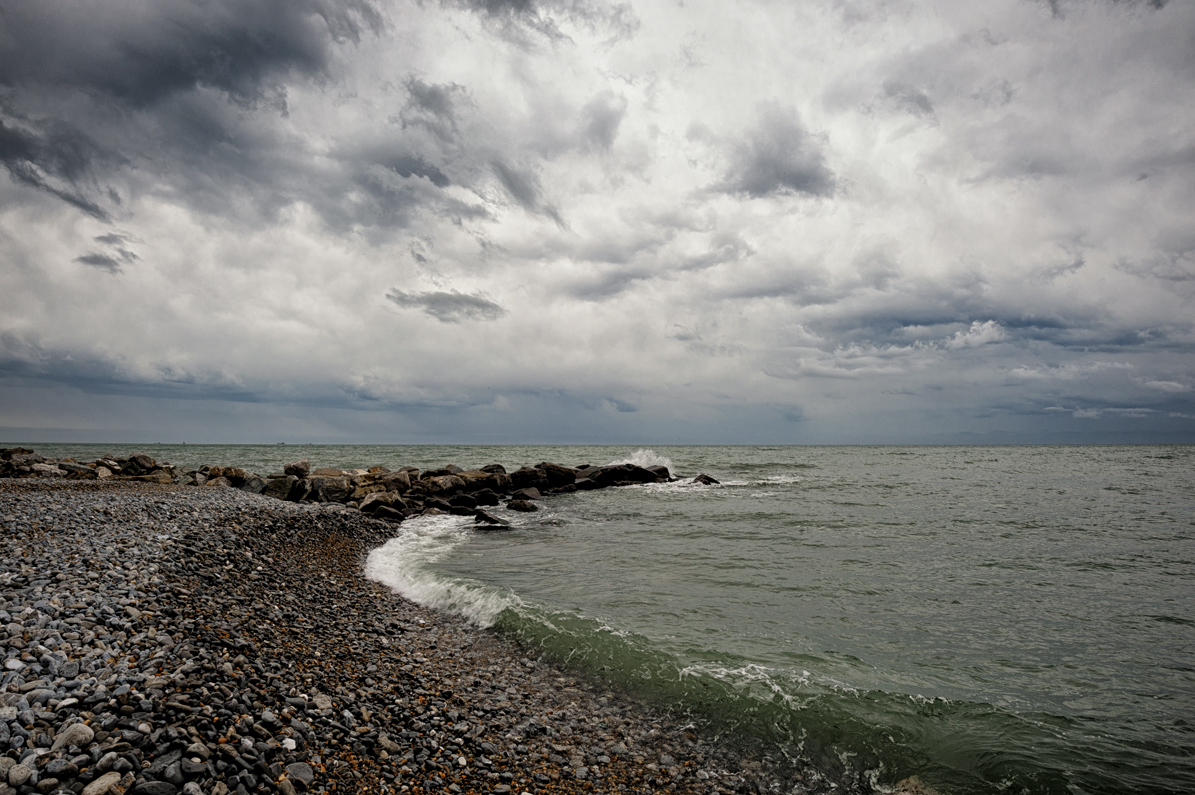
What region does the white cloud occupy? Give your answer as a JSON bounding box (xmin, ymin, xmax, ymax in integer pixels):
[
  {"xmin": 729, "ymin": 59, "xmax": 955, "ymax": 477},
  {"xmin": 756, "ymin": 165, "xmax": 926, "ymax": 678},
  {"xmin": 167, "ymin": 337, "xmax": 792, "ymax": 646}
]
[{"xmin": 0, "ymin": 0, "xmax": 1192, "ymax": 443}]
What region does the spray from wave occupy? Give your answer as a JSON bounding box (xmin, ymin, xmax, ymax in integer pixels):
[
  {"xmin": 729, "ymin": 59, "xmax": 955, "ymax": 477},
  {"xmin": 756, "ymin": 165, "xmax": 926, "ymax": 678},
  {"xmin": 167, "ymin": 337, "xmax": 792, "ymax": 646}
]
[{"xmin": 608, "ymin": 448, "xmax": 676, "ymax": 475}]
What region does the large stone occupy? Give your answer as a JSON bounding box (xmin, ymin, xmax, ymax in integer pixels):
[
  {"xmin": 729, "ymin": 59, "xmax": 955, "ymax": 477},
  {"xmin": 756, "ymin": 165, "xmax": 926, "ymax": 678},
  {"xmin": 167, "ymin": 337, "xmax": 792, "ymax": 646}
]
[
  {"xmin": 509, "ymin": 467, "xmax": 548, "ymax": 490},
  {"xmin": 128, "ymin": 452, "xmax": 156, "ymax": 472},
  {"xmin": 511, "ymin": 487, "xmax": 541, "ymax": 501},
  {"xmin": 372, "ymin": 505, "xmax": 405, "ymax": 522},
  {"xmin": 284, "ymin": 458, "xmax": 311, "ymax": 477},
  {"xmin": 133, "ymin": 782, "xmax": 179, "ymax": 795},
  {"xmin": 536, "ymin": 462, "xmax": 578, "ymax": 487},
  {"xmin": 648, "ymin": 465, "xmax": 672, "ymax": 480},
  {"xmin": 595, "ymin": 463, "xmax": 660, "ymax": 485},
  {"xmin": 306, "ymin": 476, "xmax": 351, "ymax": 503},
  {"xmin": 31, "ymin": 462, "xmax": 65, "ymax": 477},
  {"xmin": 51, "ymin": 721, "xmax": 94, "ymax": 751},
  {"xmin": 692, "ymin": 474, "xmax": 719, "ymax": 485},
  {"xmin": 262, "ymin": 476, "xmax": 297, "ymax": 500},
  {"xmin": 423, "ymin": 475, "xmax": 466, "ymax": 496},
  {"xmin": 360, "ymin": 492, "xmax": 404, "ymax": 514},
  {"xmin": 456, "ymin": 470, "xmax": 496, "ymax": 492},
  {"xmin": 310, "ymin": 467, "xmax": 344, "ymax": 477},
  {"xmin": 350, "ymin": 483, "xmax": 386, "ymax": 501},
  {"xmin": 285, "ymin": 762, "xmax": 314, "ymax": 789},
  {"xmin": 7, "ymin": 765, "xmax": 31, "ymax": 787},
  {"xmin": 377, "ymin": 471, "xmax": 411, "ymax": 493},
  {"xmin": 506, "ymin": 499, "xmax": 538, "ymax": 512},
  {"xmin": 82, "ymin": 772, "xmax": 123, "ymax": 795},
  {"xmin": 239, "ymin": 473, "xmax": 267, "ymax": 494}
]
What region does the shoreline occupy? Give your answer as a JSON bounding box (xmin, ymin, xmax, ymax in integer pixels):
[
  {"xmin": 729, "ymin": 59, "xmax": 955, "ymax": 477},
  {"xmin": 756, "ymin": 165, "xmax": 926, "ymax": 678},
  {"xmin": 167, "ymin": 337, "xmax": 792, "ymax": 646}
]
[{"xmin": 1, "ymin": 479, "xmax": 784, "ymax": 795}]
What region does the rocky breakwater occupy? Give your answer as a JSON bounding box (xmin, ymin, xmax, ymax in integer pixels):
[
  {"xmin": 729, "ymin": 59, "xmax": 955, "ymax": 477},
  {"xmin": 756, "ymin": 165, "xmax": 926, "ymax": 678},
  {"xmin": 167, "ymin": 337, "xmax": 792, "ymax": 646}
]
[
  {"xmin": 0, "ymin": 478, "xmax": 792, "ymax": 795},
  {"xmin": 0, "ymin": 450, "xmax": 684, "ymax": 529}
]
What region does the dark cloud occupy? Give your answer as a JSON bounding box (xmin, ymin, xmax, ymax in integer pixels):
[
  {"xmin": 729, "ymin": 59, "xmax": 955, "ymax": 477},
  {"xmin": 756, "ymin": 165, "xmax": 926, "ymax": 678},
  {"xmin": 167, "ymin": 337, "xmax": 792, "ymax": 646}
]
[
  {"xmin": 881, "ymin": 80, "xmax": 936, "ymax": 121},
  {"xmin": 385, "ymin": 289, "xmax": 507, "ymax": 322},
  {"xmin": 716, "ymin": 104, "xmax": 835, "ymax": 199},
  {"xmin": 492, "ymin": 160, "xmax": 565, "ymax": 225},
  {"xmin": 73, "ymin": 254, "xmax": 123, "ymax": 274},
  {"xmin": 579, "ymin": 91, "xmax": 627, "ymax": 151},
  {"xmin": 0, "ymin": 0, "xmax": 382, "ymax": 107},
  {"xmin": 399, "ymin": 77, "xmax": 468, "ymax": 143},
  {"xmin": 0, "ymin": 118, "xmax": 114, "ymax": 219}
]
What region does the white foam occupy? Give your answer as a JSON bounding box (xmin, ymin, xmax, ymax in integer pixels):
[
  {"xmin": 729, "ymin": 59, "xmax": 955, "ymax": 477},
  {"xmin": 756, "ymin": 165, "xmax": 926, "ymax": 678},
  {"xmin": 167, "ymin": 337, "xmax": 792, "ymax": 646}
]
[
  {"xmin": 608, "ymin": 448, "xmax": 676, "ymax": 475},
  {"xmin": 363, "ymin": 514, "xmax": 516, "ymax": 627}
]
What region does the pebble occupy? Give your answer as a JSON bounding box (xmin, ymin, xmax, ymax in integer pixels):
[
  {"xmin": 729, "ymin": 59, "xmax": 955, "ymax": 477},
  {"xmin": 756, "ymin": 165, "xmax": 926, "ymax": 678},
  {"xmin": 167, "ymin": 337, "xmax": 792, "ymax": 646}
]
[{"xmin": 0, "ymin": 475, "xmax": 860, "ymax": 795}]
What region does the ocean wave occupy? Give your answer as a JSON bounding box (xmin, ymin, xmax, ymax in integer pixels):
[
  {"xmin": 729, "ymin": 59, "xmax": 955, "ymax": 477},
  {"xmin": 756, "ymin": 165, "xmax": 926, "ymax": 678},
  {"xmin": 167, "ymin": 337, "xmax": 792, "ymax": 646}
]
[{"xmin": 363, "ymin": 514, "xmax": 516, "ymax": 627}]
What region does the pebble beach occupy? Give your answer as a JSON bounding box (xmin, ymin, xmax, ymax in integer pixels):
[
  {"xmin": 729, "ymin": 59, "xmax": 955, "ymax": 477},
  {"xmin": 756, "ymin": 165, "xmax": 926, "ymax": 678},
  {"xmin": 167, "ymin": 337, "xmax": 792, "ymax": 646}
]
[{"xmin": 0, "ymin": 477, "xmax": 785, "ymax": 795}]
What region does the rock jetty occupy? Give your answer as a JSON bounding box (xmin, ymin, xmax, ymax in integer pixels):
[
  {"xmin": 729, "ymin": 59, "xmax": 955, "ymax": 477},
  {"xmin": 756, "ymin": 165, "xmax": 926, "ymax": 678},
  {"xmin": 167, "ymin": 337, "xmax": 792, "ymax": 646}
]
[
  {"xmin": 0, "ymin": 450, "xmax": 821, "ymax": 795},
  {"xmin": 0, "ymin": 450, "xmax": 679, "ymax": 530}
]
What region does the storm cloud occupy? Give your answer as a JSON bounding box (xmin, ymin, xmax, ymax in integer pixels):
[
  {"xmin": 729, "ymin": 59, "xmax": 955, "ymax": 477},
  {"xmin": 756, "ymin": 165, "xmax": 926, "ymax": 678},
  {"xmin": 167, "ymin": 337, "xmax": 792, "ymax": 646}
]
[{"xmin": 0, "ymin": 0, "xmax": 1191, "ymax": 443}]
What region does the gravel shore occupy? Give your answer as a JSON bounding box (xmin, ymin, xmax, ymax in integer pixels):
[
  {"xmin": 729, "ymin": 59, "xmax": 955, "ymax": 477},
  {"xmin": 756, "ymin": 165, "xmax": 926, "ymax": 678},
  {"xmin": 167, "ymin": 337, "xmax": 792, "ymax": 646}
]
[{"xmin": 1, "ymin": 479, "xmax": 778, "ymax": 795}]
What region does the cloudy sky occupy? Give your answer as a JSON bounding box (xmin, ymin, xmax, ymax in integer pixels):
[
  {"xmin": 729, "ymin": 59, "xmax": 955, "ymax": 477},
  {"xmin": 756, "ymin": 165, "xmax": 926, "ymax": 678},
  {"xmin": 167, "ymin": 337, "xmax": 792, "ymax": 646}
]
[{"xmin": 1, "ymin": 0, "xmax": 1192, "ymax": 444}]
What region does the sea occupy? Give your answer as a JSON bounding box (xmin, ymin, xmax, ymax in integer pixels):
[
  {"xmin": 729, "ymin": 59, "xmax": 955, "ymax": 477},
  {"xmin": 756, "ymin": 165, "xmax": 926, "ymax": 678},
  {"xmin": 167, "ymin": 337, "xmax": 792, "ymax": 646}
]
[{"xmin": 25, "ymin": 443, "xmax": 1195, "ymax": 795}]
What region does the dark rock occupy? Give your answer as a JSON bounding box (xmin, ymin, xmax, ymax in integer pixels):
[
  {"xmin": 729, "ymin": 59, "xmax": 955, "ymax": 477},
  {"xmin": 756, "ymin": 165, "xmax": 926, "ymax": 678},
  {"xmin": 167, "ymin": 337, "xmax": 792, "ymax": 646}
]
[
  {"xmin": 239, "ymin": 474, "xmax": 267, "ymax": 494},
  {"xmin": 595, "ymin": 463, "xmax": 661, "ymax": 485},
  {"xmin": 372, "ymin": 506, "xmax": 405, "ymax": 523},
  {"xmin": 473, "ymin": 488, "xmax": 500, "ymax": 506},
  {"xmin": 448, "ymin": 493, "xmax": 478, "ymax": 509},
  {"xmin": 262, "ymin": 476, "xmax": 297, "ymax": 500},
  {"xmin": 473, "ymin": 511, "xmax": 509, "ymax": 527},
  {"xmin": 283, "ymin": 459, "xmax": 310, "ymax": 478},
  {"xmin": 647, "ymin": 465, "xmax": 672, "ymax": 480},
  {"xmin": 535, "ymin": 462, "xmax": 577, "ymax": 487},
  {"xmin": 506, "ymin": 500, "xmax": 538, "ymax": 513},
  {"xmin": 133, "ymin": 782, "xmax": 179, "ymax": 795},
  {"xmin": 285, "ymin": 762, "xmax": 314, "ymax": 789},
  {"xmin": 692, "ymin": 474, "xmax": 720, "ymax": 485},
  {"xmin": 423, "ymin": 475, "xmax": 465, "ymax": 496},
  {"xmin": 509, "ymin": 467, "xmax": 548, "ymax": 490},
  {"xmin": 510, "ymin": 487, "xmax": 541, "ymax": 501},
  {"xmin": 306, "ymin": 476, "xmax": 351, "ymax": 503},
  {"xmin": 574, "ymin": 478, "xmax": 603, "ymax": 491},
  {"xmin": 127, "ymin": 453, "xmax": 156, "ymax": 473},
  {"xmin": 480, "ymin": 463, "xmax": 507, "ymax": 474}
]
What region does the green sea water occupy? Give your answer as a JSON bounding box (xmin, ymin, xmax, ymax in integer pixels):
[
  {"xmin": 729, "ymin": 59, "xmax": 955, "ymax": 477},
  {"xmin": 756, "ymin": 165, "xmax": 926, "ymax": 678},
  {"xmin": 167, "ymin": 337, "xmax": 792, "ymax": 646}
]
[{"xmin": 26, "ymin": 443, "xmax": 1195, "ymax": 794}]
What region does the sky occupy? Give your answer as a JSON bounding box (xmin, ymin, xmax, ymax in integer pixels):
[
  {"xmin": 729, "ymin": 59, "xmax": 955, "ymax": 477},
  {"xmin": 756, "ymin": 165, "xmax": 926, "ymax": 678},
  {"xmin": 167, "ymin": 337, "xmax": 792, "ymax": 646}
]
[{"xmin": 1, "ymin": 0, "xmax": 1193, "ymax": 445}]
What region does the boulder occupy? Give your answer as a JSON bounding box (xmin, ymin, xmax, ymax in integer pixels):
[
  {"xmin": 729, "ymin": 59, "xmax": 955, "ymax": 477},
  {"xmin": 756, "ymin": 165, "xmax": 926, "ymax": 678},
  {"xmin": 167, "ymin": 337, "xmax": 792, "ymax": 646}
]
[
  {"xmin": 378, "ymin": 471, "xmax": 411, "ymax": 493},
  {"xmin": 240, "ymin": 473, "xmax": 267, "ymax": 494},
  {"xmin": 456, "ymin": 470, "xmax": 497, "ymax": 492},
  {"xmin": 310, "ymin": 467, "xmax": 344, "ymax": 477},
  {"xmin": 474, "ymin": 510, "xmax": 510, "ymax": 528},
  {"xmin": 423, "ymin": 475, "xmax": 466, "ymax": 496},
  {"xmin": 262, "ymin": 476, "xmax": 297, "ymax": 500},
  {"xmin": 206, "ymin": 476, "xmax": 232, "ymax": 488},
  {"xmin": 692, "ymin": 474, "xmax": 720, "ymax": 485},
  {"xmin": 373, "ymin": 505, "xmax": 405, "ymax": 523},
  {"xmin": 128, "ymin": 452, "xmax": 156, "ymax": 472},
  {"xmin": 473, "ymin": 488, "xmax": 500, "ymax": 506},
  {"xmin": 31, "ymin": 463, "xmax": 65, "ymax": 477},
  {"xmin": 350, "ymin": 483, "xmax": 386, "ymax": 500},
  {"xmin": 449, "ymin": 493, "xmax": 479, "ymax": 509},
  {"xmin": 536, "ymin": 461, "xmax": 578, "ymax": 487},
  {"xmin": 509, "ymin": 467, "xmax": 548, "ymax": 490},
  {"xmin": 220, "ymin": 466, "xmax": 249, "ymax": 485},
  {"xmin": 359, "ymin": 492, "xmax": 406, "ymax": 514},
  {"xmin": 284, "ymin": 458, "xmax": 311, "ymax": 478},
  {"xmin": 595, "ymin": 463, "xmax": 661, "ymax": 485},
  {"xmin": 506, "ymin": 499, "xmax": 538, "ymax": 512},
  {"xmin": 574, "ymin": 478, "xmax": 603, "ymax": 491},
  {"xmin": 480, "ymin": 463, "xmax": 507, "ymax": 474},
  {"xmin": 648, "ymin": 465, "xmax": 673, "ymax": 481},
  {"xmin": 306, "ymin": 476, "xmax": 351, "ymax": 503},
  {"xmin": 511, "ymin": 487, "xmax": 541, "ymax": 501}
]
